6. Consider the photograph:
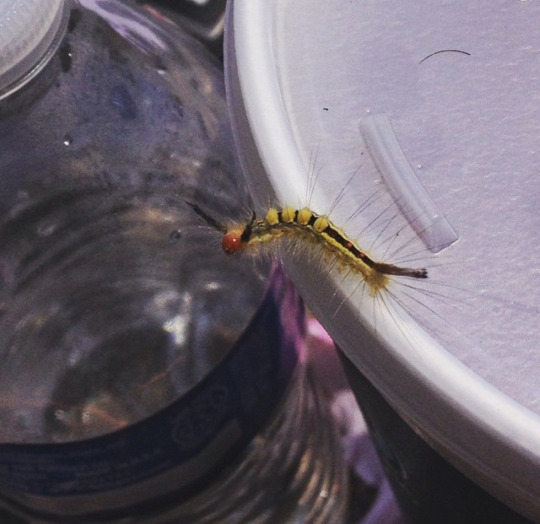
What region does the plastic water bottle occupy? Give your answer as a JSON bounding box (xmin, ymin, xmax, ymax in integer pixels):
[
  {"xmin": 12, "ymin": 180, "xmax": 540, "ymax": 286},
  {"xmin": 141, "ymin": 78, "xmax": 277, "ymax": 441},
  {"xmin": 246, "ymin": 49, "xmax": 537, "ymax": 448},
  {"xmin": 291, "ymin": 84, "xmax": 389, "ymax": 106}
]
[{"xmin": 0, "ymin": 1, "xmax": 349, "ymax": 521}]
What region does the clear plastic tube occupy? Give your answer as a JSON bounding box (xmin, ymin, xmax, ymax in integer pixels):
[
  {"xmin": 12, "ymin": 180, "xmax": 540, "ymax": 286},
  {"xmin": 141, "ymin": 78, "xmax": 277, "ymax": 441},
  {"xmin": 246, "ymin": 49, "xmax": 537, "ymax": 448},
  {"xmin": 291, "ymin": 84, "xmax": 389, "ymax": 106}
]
[{"xmin": 360, "ymin": 114, "xmax": 459, "ymax": 253}]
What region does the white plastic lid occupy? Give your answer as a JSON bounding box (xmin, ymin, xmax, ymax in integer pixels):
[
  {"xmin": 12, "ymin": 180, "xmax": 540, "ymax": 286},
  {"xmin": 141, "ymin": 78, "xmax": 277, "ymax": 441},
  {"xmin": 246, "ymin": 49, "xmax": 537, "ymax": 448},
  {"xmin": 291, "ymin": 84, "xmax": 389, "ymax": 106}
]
[
  {"xmin": 0, "ymin": 0, "xmax": 67, "ymax": 98},
  {"xmin": 225, "ymin": 0, "xmax": 540, "ymax": 521}
]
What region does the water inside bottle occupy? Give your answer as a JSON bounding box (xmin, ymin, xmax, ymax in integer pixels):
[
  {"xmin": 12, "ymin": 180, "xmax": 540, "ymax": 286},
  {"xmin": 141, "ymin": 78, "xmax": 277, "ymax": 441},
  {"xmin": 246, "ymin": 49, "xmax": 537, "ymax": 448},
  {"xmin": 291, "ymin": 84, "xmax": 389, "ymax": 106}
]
[
  {"xmin": 0, "ymin": 2, "xmax": 351, "ymax": 522},
  {"xmin": 0, "ymin": 188, "xmax": 266, "ymax": 443},
  {"xmin": 0, "ymin": 0, "xmax": 258, "ymax": 445}
]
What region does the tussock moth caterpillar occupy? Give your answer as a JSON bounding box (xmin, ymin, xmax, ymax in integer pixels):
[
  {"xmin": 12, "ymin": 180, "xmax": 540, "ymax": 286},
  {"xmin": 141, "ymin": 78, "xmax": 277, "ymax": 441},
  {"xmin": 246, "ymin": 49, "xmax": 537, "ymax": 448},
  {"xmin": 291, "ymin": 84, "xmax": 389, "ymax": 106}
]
[{"xmin": 186, "ymin": 202, "xmax": 427, "ymax": 299}]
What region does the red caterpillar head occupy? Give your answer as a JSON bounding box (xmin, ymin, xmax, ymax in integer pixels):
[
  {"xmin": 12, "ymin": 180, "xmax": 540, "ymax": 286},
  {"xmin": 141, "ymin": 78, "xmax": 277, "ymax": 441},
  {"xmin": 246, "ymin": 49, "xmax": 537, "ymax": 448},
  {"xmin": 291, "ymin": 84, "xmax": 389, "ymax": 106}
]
[{"xmin": 222, "ymin": 230, "xmax": 244, "ymax": 254}]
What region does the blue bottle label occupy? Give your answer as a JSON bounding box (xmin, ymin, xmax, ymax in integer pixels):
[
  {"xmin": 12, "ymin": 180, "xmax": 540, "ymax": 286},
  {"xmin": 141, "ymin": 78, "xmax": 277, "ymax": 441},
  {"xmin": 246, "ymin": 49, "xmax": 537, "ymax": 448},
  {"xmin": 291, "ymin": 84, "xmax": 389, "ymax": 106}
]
[{"xmin": 0, "ymin": 265, "xmax": 304, "ymax": 521}]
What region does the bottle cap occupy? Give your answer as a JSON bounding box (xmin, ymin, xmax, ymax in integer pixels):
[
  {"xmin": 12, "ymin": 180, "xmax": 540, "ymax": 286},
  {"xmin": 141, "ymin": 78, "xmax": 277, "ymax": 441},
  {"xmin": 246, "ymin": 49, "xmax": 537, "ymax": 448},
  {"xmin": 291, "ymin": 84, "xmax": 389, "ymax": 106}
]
[{"xmin": 0, "ymin": 0, "xmax": 67, "ymax": 99}]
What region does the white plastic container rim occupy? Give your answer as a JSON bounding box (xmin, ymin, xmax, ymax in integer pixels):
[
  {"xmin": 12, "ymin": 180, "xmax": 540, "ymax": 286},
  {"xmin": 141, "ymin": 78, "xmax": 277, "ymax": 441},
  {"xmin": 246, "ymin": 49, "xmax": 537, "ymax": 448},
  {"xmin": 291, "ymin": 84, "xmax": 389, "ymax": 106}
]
[{"xmin": 224, "ymin": 1, "xmax": 540, "ymax": 521}]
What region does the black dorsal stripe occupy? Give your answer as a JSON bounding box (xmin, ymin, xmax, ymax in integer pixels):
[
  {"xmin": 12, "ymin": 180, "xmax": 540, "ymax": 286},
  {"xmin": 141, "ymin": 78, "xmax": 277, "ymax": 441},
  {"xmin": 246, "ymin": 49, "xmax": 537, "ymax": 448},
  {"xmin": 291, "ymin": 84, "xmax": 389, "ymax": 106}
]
[
  {"xmin": 260, "ymin": 207, "xmax": 427, "ymax": 279},
  {"xmin": 314, "ymin": 216, "xmax": 377, "ymax": 269}
]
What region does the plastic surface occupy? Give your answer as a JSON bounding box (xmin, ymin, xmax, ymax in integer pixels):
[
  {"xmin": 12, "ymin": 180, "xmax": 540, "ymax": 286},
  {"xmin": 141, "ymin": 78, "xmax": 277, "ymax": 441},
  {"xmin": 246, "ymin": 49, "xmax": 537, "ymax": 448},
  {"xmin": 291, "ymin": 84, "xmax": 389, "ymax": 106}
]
[
  {"xmin": 0, "ymin": 0, "xmax": 245, "ymax": 446},
  {"xmin": 0, "ymin": 267, "xmax": 306, "ymax": 521},
  {"xmin": 0, "ymin": 0, "xmax": 259, "ymax": 516},
  {"xmin": 0, "ymin": 0, "xmax": 67, "ymax": 98},
  {"xmin": 225, "ymin": 0, "xmax": 540, "ymax": 520},
  {"xmin": 0, "ymin": 1, "xmax": 350, "ymax": 521}
]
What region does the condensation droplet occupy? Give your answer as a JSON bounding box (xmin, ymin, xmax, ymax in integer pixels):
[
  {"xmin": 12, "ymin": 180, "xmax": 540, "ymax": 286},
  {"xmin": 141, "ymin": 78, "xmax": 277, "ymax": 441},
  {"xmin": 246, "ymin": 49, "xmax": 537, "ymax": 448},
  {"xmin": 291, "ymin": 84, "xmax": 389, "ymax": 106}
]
[
  {"xmin": 36, "ymin": 221, "xmax": 58, "ymax": 237},
  {"xmin": 169, "ymin": 229, "xmax": 182, "ymax": 244}
]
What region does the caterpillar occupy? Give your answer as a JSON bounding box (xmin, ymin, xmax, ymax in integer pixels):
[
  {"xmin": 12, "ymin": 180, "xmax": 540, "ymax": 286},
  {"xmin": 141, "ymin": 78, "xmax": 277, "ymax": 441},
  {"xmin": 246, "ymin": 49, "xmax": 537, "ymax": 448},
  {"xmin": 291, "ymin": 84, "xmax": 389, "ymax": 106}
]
[{"xmin": 186, "ymin": 202, "xmax": 427, "ymax": 298}]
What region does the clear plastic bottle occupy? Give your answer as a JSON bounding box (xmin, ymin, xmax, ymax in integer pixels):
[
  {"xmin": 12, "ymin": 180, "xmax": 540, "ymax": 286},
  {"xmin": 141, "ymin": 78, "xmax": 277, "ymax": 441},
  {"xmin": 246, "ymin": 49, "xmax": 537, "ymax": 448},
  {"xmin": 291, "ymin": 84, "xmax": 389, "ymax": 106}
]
[{"xmin": 0, "ymin": 1, "xmax": 349, "ymax": 522}]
